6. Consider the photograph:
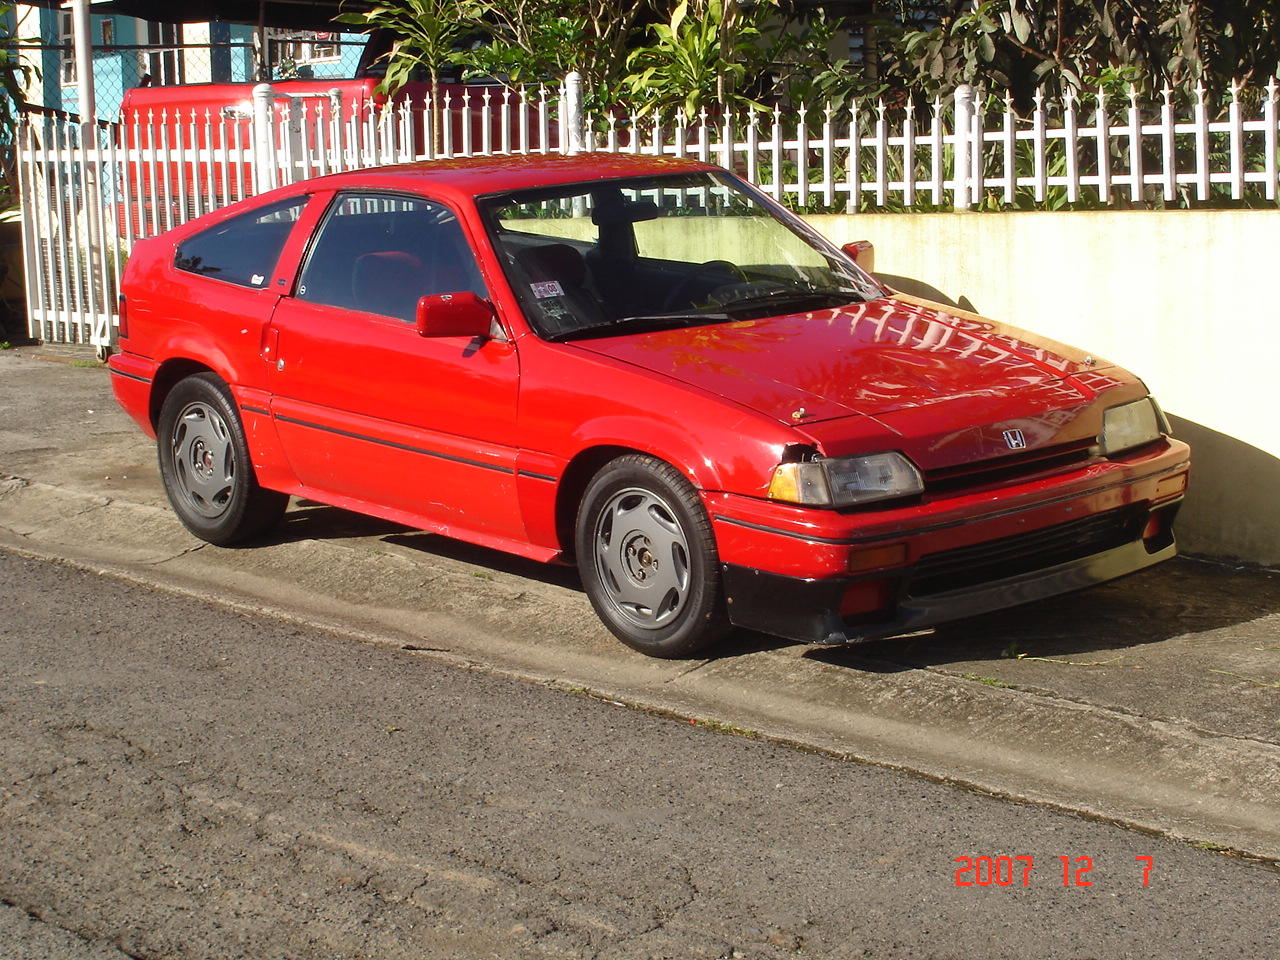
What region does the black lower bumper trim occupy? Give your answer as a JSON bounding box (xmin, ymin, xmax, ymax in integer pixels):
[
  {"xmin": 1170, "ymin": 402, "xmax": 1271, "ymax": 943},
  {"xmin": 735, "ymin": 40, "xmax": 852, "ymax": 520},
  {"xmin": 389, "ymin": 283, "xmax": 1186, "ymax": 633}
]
[
  {"xmin": 720, "ymin": 566, "xmax": 854, "ymax": 646},
  {"xmin": 722, "ymin": 536, "xmax": 1177, "ymax": 646}
]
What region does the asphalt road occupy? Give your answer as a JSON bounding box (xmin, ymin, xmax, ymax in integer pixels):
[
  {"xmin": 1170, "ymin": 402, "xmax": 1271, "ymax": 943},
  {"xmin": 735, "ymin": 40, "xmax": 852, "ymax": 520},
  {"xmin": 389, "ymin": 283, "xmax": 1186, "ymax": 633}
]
[
  {"xmin": 6, "ymin": 352, "xmax": 1280, "ymax": 864},
  {"xmin": 2, "ymin": 549, "xmax": 1277, "ymax": 960}
]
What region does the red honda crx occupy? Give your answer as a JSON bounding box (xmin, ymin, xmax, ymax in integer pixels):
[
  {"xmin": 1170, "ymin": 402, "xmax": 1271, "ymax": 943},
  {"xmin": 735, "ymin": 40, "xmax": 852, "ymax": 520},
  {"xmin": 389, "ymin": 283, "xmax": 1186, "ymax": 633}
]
[{"xmin": 109, "ymin": 153, "xmax": 1190, "ymax": 657}]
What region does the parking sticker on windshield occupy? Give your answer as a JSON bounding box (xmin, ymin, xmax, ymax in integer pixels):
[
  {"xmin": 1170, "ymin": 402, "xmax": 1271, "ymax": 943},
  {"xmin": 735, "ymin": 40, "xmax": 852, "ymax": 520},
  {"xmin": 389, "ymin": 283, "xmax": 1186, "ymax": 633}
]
[{"xmin": 531, "ymin": 280, "xmax": 564, "ymax": 299}]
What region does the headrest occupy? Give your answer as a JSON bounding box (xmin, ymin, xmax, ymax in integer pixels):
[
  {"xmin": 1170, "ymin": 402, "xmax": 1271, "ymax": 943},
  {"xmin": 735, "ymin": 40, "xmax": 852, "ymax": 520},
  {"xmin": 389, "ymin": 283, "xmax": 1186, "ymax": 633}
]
[
  {"xmin": 518, "ymin": 243, "xmax": 586, "ymax": 286},
  {"xmin": 353, "ymin": 251, "xmax": 423, "ymax": 294},
  {"xmin": 352, "ymin": 251, "xmax": 424, "ymax": 321}
]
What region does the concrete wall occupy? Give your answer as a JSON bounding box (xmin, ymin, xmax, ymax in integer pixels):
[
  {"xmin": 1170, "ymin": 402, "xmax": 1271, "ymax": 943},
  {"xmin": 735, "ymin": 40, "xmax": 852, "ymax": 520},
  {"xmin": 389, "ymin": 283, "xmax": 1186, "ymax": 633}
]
[{"xmin": 808, "ymin": 210, "xmax": 1279, "ymax": 566}]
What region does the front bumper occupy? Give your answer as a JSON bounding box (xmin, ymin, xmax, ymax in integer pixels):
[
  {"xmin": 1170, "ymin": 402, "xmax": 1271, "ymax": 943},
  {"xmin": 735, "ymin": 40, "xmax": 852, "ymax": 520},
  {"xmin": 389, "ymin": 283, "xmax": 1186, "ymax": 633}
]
[
  {"xmin": 722, "ymin": 517, "xmax": 1176, "ymax": 644},
  {"xmin": 710, "ymin": 438, "xmax": 1190, "ymax": 645}
]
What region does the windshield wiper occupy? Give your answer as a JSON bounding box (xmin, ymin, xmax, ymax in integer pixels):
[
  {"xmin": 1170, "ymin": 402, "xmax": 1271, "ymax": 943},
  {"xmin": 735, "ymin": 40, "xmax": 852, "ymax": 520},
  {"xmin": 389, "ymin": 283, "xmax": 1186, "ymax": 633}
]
[
  {"xmin": 716, "ymin": 287, "xmax": 861, "ymax": 315},
  {"xmin": 546, "ymin": 312, "xmax": 732, "ymax": 342}
]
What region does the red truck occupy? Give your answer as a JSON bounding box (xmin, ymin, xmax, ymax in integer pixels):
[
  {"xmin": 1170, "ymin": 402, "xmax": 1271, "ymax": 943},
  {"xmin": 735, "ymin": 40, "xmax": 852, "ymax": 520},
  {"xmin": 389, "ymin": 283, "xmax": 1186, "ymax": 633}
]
[{"xmin": 116, "ymin": 32, "xmax": 553, "ymax": 237}]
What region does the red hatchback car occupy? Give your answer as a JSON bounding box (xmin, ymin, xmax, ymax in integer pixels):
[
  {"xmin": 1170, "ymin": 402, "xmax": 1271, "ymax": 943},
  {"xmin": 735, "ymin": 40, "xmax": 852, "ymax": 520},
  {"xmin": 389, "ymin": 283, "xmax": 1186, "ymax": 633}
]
[{"xmin": 109, "ymin": 153, "xmax": 1190, "ymax": 658}]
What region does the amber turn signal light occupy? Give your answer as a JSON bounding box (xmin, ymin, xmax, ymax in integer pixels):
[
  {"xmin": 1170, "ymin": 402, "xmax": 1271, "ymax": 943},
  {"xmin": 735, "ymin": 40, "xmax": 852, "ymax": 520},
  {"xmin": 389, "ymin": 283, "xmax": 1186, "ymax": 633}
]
[{"xmin": 848, "ymin": 542, "xmax": 909, "ymax": 574}]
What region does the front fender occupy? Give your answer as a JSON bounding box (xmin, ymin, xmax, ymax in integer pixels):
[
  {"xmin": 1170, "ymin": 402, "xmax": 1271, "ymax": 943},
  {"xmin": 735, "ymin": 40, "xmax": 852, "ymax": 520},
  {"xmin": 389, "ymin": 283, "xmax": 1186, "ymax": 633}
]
[
  {"xmin": 566, "ymin": 413, "xmax": 782, "ymax": 494},
  {"xmin": 515, "ymin": 406, "xmax": 793, "ymax": 558},
  {"xmin": 511, "ymin": 336, "xmax": 799, "ymax": 553}
]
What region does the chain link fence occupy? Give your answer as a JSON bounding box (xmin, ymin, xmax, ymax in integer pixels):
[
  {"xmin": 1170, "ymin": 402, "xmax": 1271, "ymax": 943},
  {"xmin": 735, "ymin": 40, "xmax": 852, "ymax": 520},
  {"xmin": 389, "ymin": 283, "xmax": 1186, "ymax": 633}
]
[{"xmin": 23, "ymin": 31, "xmax": 367, "ymax": 121}]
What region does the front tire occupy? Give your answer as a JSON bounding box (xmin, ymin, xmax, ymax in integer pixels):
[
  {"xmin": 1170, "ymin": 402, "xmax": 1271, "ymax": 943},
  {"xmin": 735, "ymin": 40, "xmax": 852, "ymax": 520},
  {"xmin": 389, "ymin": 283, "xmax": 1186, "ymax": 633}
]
[
  {"xmin": 576, "ymin": 454, "xmax": 730, "ymax": 658},
  {"xmin": 157, "ymin": 373, "xmax": 287, "ymax": 545}
]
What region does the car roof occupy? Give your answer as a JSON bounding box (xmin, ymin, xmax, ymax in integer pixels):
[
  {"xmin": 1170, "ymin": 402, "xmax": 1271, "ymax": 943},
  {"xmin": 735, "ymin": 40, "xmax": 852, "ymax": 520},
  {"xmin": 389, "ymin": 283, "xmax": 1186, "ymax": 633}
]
[{"xmin": 288, "ymin": 153, "xmax": 724, "ymax": 204}]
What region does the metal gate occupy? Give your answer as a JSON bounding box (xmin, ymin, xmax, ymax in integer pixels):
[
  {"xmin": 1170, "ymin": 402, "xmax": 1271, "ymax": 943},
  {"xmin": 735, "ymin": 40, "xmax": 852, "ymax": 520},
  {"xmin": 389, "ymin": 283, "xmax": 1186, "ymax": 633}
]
[{"xmin": 16, "ymin": 81, "xmax": 571, "ymax": 355}]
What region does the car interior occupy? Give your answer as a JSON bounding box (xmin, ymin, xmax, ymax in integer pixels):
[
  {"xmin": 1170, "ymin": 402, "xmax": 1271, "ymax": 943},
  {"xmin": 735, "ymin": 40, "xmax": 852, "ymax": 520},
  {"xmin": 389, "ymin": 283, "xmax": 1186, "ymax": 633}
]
[{"xmin": 296, "ymin": 195, "xmax": 488, "ymax": 322}]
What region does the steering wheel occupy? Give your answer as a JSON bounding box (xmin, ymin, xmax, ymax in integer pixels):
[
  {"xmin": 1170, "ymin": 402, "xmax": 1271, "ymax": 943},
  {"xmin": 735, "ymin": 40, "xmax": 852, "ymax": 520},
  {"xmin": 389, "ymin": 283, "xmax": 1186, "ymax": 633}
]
[{"xmin": 662, "ymin": 260, "xmax": 746, "ymax": 311}]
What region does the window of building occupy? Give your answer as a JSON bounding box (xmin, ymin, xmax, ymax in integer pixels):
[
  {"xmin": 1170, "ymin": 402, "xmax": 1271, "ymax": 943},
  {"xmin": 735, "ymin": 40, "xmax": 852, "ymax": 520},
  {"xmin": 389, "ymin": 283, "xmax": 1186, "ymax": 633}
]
[
  {"xmin": 145, "ymin": 22, "xmax": 184, "ymax": 86},
  {"xmin": 58, "ymin": 11, "xmax": 74, "ymax": 85},
  {"xmin": 268, "ymin": 29, "xmax": 342, "ymax": 67}
]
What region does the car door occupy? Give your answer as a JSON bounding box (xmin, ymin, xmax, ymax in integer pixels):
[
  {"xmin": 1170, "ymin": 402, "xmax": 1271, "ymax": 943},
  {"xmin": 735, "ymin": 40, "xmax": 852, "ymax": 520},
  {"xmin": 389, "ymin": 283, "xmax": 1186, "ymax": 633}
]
[{"xmin": 266, "ymin": 191, "xmax": 525, "ymax": 544}]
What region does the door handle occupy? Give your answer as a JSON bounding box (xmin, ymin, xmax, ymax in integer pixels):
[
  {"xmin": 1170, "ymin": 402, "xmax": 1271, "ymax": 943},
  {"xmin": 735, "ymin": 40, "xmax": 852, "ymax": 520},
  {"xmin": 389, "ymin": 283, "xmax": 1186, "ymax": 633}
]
[{"xmin": 262, "ymin": 327, "xmax": 281, "ymax": 369}]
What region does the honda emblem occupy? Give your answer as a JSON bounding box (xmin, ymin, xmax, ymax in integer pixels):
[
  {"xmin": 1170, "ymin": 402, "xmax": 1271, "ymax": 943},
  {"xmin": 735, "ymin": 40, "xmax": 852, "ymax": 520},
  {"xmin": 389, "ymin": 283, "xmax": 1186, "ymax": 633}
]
[{"xmin": 1003, "ymin": 428, "xmax": 1027, "ymax": 450}]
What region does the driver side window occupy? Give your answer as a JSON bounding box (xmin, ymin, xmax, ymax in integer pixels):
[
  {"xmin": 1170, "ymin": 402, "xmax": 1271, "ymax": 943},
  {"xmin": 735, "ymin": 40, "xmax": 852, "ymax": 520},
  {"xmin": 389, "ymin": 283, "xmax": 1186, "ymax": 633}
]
[{"xmin": 295, "ymin": 193, "xmax": 487, "ymax": 323}]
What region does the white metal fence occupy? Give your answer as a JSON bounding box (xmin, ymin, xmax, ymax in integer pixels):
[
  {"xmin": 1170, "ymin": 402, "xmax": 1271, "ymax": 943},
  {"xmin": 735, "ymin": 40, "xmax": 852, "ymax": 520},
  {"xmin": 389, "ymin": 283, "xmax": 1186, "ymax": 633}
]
[
  {"xmin": 598, "ymin": 80, "xmax": 1280, "ymax": 210},
  {"xmin": 17, "ymin": 76, "xmax": 1280, "ymax": 349}
]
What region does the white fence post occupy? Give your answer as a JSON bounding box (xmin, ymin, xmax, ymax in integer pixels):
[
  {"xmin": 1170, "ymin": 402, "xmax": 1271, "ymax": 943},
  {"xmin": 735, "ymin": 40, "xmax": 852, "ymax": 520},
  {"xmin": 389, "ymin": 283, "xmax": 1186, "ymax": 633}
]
[
  {"xmin": 1265, "ymin": 78, "xmax": 1278, "ymax": 202},
  {"xmin": 564, "ymin": 71, "xmax": 585, "ymax": 156},
  {"xmin": 252, "ymin": 82, "xmax": 278, "ymax": 194},
  {"xmin": 953, "ymin": 83, "xmax": 975, "ymax": 210},
  {"xmin": 70, "ymin": 0, "xmax": 96, "ymax": 122}
]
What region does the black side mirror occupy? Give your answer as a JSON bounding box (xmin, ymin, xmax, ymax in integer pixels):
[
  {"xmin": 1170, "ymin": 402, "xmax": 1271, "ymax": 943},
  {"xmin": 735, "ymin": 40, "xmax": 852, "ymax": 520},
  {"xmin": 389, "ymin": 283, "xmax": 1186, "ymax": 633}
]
[{"xmin": 416, "ymin": 292, "xmax": 496, "ymax": 339}]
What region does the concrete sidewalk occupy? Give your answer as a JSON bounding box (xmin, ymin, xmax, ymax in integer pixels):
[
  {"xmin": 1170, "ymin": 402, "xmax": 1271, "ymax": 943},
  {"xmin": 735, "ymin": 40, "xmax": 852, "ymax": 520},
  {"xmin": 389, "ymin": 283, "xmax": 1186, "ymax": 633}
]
[{"xmin": 3, "ymin": 347, "xmax": 1279, "ymax": 861}]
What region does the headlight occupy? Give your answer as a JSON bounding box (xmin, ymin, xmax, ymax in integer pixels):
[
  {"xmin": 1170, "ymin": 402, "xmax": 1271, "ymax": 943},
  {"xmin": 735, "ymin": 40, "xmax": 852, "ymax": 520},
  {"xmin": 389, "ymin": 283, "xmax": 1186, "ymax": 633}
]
[
  {"xmin": 1100, "ymin": 397, "xmax": 1165, "ymax": 456},
  {"xmin": 769, "ymin": 452, "xmax": 924, "ymax": 507}
]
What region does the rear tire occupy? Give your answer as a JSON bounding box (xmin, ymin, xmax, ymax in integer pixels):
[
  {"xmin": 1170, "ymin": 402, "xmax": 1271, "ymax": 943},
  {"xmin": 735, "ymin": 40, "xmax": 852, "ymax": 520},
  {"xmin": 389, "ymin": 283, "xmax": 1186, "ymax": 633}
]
[
  {"xmin": 576, "ymin": 454, "xmax": 730, "ymax": 658},
  {"xmin": 157, "ymin": 373, "xmax": 287, "ymax": 545}
]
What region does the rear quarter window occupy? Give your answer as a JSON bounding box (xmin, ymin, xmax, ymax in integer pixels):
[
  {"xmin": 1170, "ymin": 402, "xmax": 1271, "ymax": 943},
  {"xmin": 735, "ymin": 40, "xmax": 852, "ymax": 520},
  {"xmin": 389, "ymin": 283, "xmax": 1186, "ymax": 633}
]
[{"xmin": 174, "ymin": 196, "xmax": 309, "ymax": 288}]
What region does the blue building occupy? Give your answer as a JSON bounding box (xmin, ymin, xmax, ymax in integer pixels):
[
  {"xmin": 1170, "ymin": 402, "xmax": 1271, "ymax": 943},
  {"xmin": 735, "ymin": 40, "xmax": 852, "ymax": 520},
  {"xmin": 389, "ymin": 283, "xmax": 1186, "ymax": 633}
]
[{"xmin": 13, "ymin": 3, "xmax": 364, "ymax": 120}]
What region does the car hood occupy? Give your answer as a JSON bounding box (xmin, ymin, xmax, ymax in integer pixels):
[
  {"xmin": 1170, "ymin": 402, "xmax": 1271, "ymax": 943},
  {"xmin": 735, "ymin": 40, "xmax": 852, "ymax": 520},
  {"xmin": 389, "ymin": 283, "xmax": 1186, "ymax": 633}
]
[{"xmin": 575, "ymin": 296, "xmax": 1118, "ymax": 425}]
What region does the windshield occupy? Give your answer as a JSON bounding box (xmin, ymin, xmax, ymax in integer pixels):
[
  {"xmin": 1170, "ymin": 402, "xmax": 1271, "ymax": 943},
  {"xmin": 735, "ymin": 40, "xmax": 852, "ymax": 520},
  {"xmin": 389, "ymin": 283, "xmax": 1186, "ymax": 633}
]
[{"xmin": 479, "ymin": 170, "xmax": 885, "ymax": 341}]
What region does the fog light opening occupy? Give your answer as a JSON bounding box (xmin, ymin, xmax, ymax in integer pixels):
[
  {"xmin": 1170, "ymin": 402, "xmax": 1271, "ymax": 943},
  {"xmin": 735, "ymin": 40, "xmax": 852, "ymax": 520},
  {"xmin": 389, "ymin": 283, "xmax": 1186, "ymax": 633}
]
[
  {"xmin": 840, "ymin": 579, "xmax": 893, "ymax": 622},
  {"xmin": 1142, "ymin": 507, "xmax": 1177, "ymax": 553}
]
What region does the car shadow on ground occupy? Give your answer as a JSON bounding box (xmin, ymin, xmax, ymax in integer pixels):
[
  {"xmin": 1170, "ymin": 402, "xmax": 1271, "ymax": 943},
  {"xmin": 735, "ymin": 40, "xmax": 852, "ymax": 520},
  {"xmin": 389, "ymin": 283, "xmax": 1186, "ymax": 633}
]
[
  {"xmin": 382, "ymin": 530, "xmax": 584, "ymax": 591},
  {"xmin": 271, "ymin": 500, "xmax": 410, "ymax": 542},
  {"xmin": 269, "ymin": 500, "xmax": 584, "ymax": 591},
  {"xmin": 804, "ymin": 556, "xmax": 1280, "ymax": 672},
  {"xmin": 261, "ymin": 503, "xmax": 1280, "ymax": 670}
]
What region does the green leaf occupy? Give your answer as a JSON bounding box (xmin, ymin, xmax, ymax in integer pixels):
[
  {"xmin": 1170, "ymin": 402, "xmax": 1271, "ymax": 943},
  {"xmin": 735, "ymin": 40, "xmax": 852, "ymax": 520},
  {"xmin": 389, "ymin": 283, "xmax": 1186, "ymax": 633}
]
[
  {"xmin": 670, "ymin": 0, "xmax": 689, "ymax": 35},
  {"xmin": 1009, "ymin": 9, "xmax": 1032, "ymax": 45}
]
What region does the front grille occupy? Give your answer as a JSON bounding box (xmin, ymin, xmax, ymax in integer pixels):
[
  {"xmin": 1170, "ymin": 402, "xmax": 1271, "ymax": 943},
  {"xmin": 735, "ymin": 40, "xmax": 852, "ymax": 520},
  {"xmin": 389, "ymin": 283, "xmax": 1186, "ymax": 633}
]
[
  {"xmin": 908, "ymin": 505, "xmax": 1145, "ymax": 598},
  {"xmin": 923, "ymin": 440, "xmax": 1097, "ymax": 495}
]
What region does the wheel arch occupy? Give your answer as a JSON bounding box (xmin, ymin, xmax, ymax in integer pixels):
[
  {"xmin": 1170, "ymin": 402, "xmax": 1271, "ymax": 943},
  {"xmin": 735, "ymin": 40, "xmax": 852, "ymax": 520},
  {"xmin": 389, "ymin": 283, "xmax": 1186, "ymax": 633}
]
[
  {"xmin": 548, "ymin": 411, "xmax": 779, "ymax": 559},
  {"xmin": 554, "ymin": 444, "xmax": 642, "ymax": 561},
  {"xmin": 148, "ymin": 358, "xmax": 219, "ymax": 431}
]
